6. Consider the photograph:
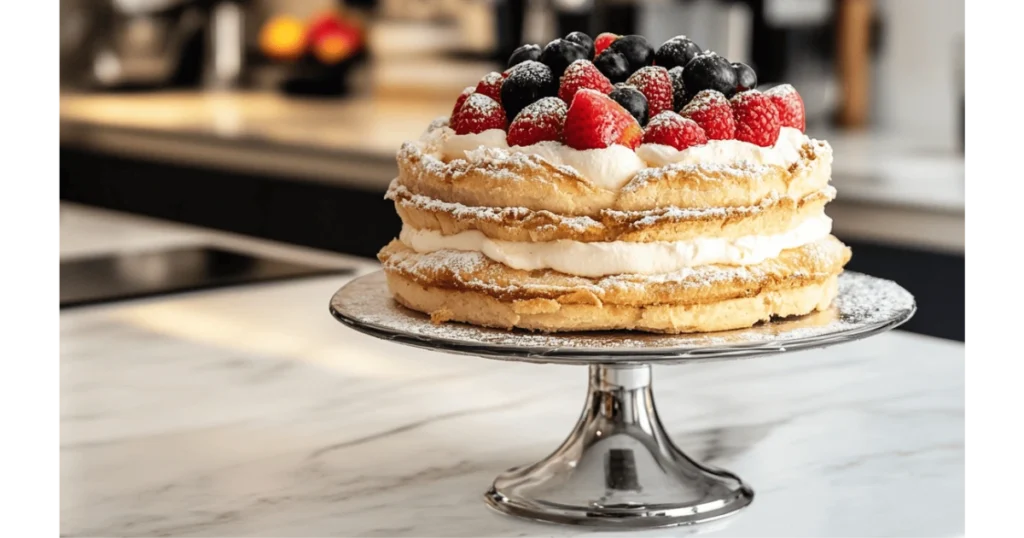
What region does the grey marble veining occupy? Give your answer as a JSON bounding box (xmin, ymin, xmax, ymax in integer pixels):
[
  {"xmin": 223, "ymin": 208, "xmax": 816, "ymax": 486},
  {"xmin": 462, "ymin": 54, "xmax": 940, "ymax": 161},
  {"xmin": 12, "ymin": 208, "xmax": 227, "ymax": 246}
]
[
  {"xmin": 61, "ymin": 273, "xmax": 964, "ymax": 537},
  {"xmin": 59, "ymin": 205, "xmax": 963, "ymax": 536}
]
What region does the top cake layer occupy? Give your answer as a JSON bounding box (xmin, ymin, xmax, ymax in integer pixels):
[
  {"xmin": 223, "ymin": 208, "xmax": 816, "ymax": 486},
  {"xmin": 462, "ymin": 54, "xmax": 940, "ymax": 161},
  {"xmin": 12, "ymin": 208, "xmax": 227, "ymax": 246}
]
[
  {"xmin": 396, "ymin": 118, "xmax": 832, "ymax": 216},
  {"xmin": 408, "ymin": 33, "xmax": 822, "ymax": 215}
]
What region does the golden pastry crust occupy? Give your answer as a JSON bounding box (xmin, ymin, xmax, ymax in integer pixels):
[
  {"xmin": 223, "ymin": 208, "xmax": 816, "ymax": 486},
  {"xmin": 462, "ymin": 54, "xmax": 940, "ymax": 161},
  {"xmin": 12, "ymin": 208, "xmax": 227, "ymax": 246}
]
[
  {"xmin": 396, "ymin": 138, "xmax": 832, "ymax": 215},
  {"xmin": 384, "ymin": 271, "xmax": 840, "ymax": 333},
  {"xmin": 378, "ymin": 235, "xmax": 851, "ymax": 308},
  {"xmin": 390, "ymin": 181, "xmax": 835, "ymax": 243}
]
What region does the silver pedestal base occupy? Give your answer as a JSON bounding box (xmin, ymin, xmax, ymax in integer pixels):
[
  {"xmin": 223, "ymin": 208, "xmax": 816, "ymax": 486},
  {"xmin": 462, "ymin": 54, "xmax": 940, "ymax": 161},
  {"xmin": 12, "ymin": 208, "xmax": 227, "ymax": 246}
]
[
  {"xmin": 484, "ymin": 364, "xmax": 753, "ymax": 528},
  {"xmin": 329, "ymin": 271, "xmax": 916, "ymax": 529}
]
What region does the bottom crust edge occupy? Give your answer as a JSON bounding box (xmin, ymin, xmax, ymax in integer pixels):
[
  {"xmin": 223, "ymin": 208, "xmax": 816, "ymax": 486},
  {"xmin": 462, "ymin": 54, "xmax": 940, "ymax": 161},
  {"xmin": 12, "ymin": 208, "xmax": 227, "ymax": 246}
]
[{"xmin": 383, "ymin": 271, "xmax": 840, "ymax": 334}]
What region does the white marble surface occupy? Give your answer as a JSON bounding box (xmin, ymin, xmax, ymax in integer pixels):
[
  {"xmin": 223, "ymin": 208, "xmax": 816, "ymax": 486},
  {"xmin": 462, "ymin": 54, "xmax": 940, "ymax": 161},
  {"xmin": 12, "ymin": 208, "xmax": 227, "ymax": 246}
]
[{"xmin": 60, "ymin": 206, "xmax": 964, "ymax": 537}]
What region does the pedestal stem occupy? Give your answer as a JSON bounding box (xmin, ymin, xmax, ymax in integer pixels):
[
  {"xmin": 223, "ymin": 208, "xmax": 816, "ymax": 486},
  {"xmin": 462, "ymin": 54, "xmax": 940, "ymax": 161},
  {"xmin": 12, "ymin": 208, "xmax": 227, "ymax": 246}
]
[{"xmin": 484, "ymin": 362, "xmax": 753, "ymax": 528}]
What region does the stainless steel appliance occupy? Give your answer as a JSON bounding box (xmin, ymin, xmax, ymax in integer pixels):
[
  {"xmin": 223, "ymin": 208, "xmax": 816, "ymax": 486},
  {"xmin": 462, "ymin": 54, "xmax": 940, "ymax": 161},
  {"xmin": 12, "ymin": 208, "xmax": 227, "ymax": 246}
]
[{"xmin": 61, "ymin": 0, "xmax": 236, "ymax": 89}]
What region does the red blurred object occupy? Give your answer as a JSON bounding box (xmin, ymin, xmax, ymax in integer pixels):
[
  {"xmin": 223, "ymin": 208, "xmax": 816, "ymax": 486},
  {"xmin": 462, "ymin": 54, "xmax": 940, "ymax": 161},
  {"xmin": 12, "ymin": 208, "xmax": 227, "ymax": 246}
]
[{"xmin": 306, "ymin": 11, "xmax": 363, "ymax": 64}]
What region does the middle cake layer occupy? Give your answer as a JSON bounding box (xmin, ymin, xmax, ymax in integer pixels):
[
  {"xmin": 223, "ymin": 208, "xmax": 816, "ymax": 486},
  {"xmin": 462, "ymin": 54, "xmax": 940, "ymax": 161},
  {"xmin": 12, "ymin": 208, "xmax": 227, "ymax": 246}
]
[{"xmin": 390, "ymin": 181, "xmax": 835, "ymax": 243}]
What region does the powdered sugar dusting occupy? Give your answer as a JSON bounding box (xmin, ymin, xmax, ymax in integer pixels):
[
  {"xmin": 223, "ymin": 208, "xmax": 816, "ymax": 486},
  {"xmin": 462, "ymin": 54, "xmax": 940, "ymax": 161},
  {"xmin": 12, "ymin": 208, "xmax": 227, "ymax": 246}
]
[
  {"xmin": 457, "ymin": 93, "xmax": 502, "ymax": 117},
  {"xmin": 331, "ymin": 271, "xmax": 915, "ymax": 360},
  {"xmin": 682, "ymin": 89, "xmax": 729, "ymax": 114},
  {"xmin": 766, "ymin": 83, "xmax": 798, "ymax": 97},
  {"xmin": 627, "ymin": 65, "xmax": 670, "ymax": 88},
  {"xmin": 506, "ymin": 60, "xmax": 553, "ymax": 86},
  {"xmin": 512, "ymin": 96, "xmax": 567, "ymax": 123},
  {"xmin": 387, "ymin": 182, "xmax": 600, "ymax": 232},
  {"xmin": 624, "ymin": 161, "xmax": 774, "ymax": 193},
  {"xmin": 425, "ymin": 116, "xmax": 450, "ymax": 134},
  {"xmin": 390, "ymin": 179, "xmax": 832, "ymax": 229}
]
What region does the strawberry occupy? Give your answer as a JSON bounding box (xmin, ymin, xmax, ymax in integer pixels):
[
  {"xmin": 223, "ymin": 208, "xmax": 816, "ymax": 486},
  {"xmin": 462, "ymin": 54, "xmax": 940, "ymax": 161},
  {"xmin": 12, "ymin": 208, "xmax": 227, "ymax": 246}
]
[
  {"xmin": 594, "ymin": 32, "xmax": 618, "ymax": 57},
  {"xmin": 564, "ymin": 89, "xmax": 642, "ymax": 150},
  {"xmin": 626, "ymin": 66, "xmax": 674, "ymax": 118},
  {"xmin": 765, "ymin": 83, "xmax": 806, "ymax": 132},
  {"xmin": 558, "ymin": 59, "xmax": 613, "ymax": 103},
  {"xmin": 475, "ymin": 72, "xmax": 505, "ymax": 103},
  {"xmin": 730, "ymin": 89, "xmax": 781, "ymax": 147},
  {"xmin": 451, "ymin": 93, "xmax": 507, "ymax": 135},
  {"xmin": 642, "ymin": 111, "xmax": 707, "ymax": 150},
  {"xmin": 451, "ymin": 86, "xmax": 475, "ymax": 118},
  {"xmin": 681, "ymin": 89, "xmax": 735, "ymax": 140},
  {"xmin": 507, "ymin": 97, "xmax": 567, "ymax": 146}
]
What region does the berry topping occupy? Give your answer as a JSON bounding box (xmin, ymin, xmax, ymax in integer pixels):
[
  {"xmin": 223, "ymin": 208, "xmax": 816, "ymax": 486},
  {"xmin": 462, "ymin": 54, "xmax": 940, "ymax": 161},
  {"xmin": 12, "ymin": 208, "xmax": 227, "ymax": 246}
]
[
  {"xmin": 475, "ymin": 71, "xmax": 504, "ymax": 102},
  {"xmin": 608, "ymin": 35, "xmax": 655, "ymax": 71},
  {"xmin": 681, "ymin": 89, "xmax": 735, "ymax": 140},
  {"xmin": 501, "ymin": 60, "xmax": 557, "ymax": 121},
  {"xmin": 683, "ymin": 52, "xmax": 739, "ymax": 100},
  {"xmin": 594, "ymin": 50, "xmax": 631, "ymax": 83},
  {"xmin": 765, "ymin": 83, "xmax": 806, "ymax": 132},
  {"xmin": 558, "ymin": 59, "xmax": 613, "ymax": 103},
  {"xmin": 507, "ymin": 97, "xmax": 567, "ymax": 146},
  {"xmin": 609, "ymin": 83, "xmax": 649, "ymax": 126},
  {"xmin": 626, "ymin": 66, "xmax": 674, "ymax": 119},
  {"xmin": 594, "ymin": 32, "xmax": 619, "ymax": 57},
  {"xmin": 564, "ymin": 31, "xmax": 595, "ymax": 60},
  {"xmin": 451, "ymin": 93, "xmax": 507, "ymax": 135},
  {"xmin": 508, "ymin": 44, "xmax": 542, "ymax": 69},
  {"xmin": 730, "ymin": 90, "xmax": 781, "ymax": 147},
  {"xmin": 654, "ymin": 36, "xmax": 702, "ymax": 70},
  {"xmin": 540, "ymin": 38, "xmax": 590, "ymax": 78},
  {"xmin": 642, "ymin": 111, "xmax": 708, "ymax": 150},
  {"xmin": 732, "ymin": 62, "xmax": 757, "ymax": 92},
  {"xmin": 451, "ymin": 86, "xmax": 475, "ymax": 118},
  {"xmin": 564, "ymin": 89, "xmax": 642, "ymax": 150},
  {"xmin": 668, "ymin": 66, "xmax": 686, "ymax": 112}
]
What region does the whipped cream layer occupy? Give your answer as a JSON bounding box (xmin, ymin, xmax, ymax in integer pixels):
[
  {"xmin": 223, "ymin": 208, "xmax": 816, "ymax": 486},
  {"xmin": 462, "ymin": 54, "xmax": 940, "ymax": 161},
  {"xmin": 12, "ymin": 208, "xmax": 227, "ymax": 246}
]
[
  {"xmin": 400, "ymin": 213, "xmax": 832, "ymax": 277},
  {"xmin": 420, "ymin": 122, "xmax": 813, "ymax": 191},
  {"xmin": 636, "ymin": 127, "xmax": 806, "ymax": 167}
]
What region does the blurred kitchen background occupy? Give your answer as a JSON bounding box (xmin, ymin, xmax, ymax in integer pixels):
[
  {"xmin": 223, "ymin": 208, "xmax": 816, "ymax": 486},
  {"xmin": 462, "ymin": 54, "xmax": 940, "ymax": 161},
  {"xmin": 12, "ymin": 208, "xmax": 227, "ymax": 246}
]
[{"xmin": 59, "ymin": 0, "xmax": 965, "ymax": 340}]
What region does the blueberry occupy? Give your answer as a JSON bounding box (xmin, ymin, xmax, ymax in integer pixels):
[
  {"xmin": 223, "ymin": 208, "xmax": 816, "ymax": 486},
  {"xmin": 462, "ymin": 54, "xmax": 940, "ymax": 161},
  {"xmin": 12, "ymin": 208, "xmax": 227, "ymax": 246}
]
[
  {"xmin": 594, "ymin": 50, "xmax": 631, "ymax": 83},
  {"xmin": 668, "ymin": 66, "xmax": 686, "ymax": 111},
  {"xmin": 501, "ymin": 60, "xmax": 557, "ymax": 120},
  {"xmin": 540, "ymin": 38, "xmax": 590, "ymax": 78},
  {"xmin": 610, "ymin": 84, "xmax": 649, "ymax": 126},
  {"xmin": 608, "ymin": 35, "xmax": 654, "ymax": 71},
  {"xmin": 654, "ymin": 37, "xmax": 702, "ymax": 70},
  {"xmin": 508, "ymin": 44, "xmax": 542, "ymax": 69},
  {"xmin": 564, "ymin": 31, "xmax": 595, "ymax": 60},
  {"xmin": 732, "ymin": 62, "xmax": 757, "ymax": 92},
  {"xmin": 683, "ymin": 52, "xmax": 738, "ymax": 100}
]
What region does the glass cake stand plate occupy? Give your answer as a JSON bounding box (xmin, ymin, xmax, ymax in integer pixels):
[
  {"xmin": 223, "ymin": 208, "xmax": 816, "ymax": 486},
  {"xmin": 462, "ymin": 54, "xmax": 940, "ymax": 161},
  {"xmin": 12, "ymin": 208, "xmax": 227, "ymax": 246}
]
[{"xmin": 329, "ymin": 271, "xmax": 915, "ymax": 529}]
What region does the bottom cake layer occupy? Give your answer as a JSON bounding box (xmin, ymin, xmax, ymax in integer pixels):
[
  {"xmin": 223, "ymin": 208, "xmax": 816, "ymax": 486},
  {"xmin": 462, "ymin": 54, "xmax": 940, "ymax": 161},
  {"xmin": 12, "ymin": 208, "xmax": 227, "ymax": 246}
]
[{"xmin": 384, "ymin": 271, "xmax": 840, "ymax": 334}]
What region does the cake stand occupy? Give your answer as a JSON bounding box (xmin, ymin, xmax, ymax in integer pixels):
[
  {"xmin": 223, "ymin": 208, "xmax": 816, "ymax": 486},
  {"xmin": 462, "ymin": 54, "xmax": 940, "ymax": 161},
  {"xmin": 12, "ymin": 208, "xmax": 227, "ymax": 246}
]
[{"xmin": 328, "ymin": 271, "xmax": 915, "ymax": 529}]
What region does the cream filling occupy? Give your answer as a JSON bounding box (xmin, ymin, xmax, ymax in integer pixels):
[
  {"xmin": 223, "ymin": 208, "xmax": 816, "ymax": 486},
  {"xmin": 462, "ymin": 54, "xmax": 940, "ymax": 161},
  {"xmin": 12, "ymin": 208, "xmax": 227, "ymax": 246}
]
[
  {"xmin": 400, "ymin": 213, "xmax": 832, "ymax": 277},
  {"xmin": 421, "ymin": 123, "xmax": 813, "ymax": 192}
]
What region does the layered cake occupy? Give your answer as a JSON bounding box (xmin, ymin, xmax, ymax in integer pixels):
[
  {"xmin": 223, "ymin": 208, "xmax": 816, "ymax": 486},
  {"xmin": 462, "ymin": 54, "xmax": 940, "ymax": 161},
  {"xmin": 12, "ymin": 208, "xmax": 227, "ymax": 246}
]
[{"xmin": 379, "ymin": 32, "xmax": 851, "ymax": 333}]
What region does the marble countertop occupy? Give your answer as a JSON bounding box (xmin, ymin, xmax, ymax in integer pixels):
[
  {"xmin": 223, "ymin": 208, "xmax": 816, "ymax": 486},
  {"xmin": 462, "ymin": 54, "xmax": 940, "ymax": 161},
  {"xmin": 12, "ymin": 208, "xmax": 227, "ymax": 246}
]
[{"xmin": 59, "ymin": 204, "xmax": 964, "ymax": 536}]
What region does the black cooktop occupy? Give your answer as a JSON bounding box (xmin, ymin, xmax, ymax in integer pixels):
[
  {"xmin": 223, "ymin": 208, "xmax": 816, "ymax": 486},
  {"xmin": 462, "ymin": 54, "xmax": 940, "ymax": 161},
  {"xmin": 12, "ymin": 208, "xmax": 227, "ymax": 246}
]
[{"xmin": 60, "ymin": 245, "xmax": 353, "ymax": 308}]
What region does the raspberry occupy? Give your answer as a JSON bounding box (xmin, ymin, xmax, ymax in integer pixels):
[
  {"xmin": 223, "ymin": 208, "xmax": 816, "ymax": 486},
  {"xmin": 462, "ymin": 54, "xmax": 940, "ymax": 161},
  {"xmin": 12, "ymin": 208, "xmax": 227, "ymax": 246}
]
[
  {"xmin": 558, "ymin": 59, "xmax": 613, "ymax": 103},
  {"xmin": 475, "ymin": 72, "xmax": 504, "ymax": 103},
  {"xmin": 450, "ymin": 93, "xmax": 507, "ymax": 135},
  {"xmin": 564, "ymin": 89, "xmax": 642, "ymax": 150},
  {"xmin": 507, "ymin": 97, "xmax": 567, "ymax": 146},
  {"xmin": 594, "ymin": 33, "xmax": 618, "ymax": 57},
  {"xmin": 730, "ymin": 89, "xmax": 781, "ymax": 147},
  {"xmin": 450, "ymin": 86, "xmax": 475, "ymax": 118},
  {"xmin": 681, "ymin": 89, "xmax": 735, "ymax": 140},
  {"xmin": 642, "ymin": 111, "xmax": 707, "ymax": 150},
  {"xmin": 626, "ymin": 66, "xmax": 674, "ymax": 118},
  {"xmin": 765, "ymin": 83, "xmax": 806, "ymax": 132}
]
